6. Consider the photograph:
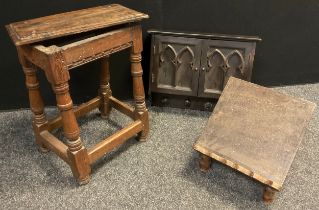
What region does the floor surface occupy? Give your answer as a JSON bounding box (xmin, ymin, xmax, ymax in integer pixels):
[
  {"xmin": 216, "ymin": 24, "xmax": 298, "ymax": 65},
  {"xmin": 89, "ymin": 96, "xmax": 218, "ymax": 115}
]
[{"xmin": 0, "ymin": 83, "xmax": 318, "ymax": 209}]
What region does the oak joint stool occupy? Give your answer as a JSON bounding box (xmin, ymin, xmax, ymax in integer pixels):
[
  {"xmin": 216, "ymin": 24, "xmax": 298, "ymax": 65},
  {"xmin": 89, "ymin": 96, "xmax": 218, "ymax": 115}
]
[{"xmin": 6, "ymin": 4, "xmax": 149, "ymax": 185}]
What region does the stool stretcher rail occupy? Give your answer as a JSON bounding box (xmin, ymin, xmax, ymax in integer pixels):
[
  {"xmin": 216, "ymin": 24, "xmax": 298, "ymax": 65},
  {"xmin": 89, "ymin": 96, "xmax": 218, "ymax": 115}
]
[
  {"xmin": 88, "ymin": 120, "xmax": 143, "ymax": 164},
  {"xmin": 48, "ymin": 97, "xmax": 101, "ymax": 131}
]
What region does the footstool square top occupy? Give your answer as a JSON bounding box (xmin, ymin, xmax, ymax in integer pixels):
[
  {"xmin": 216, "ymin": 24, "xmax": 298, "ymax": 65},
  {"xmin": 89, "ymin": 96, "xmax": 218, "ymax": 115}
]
[{"xmin": 193, "ymin": 77, "xmax": 316, "ymax": 190}]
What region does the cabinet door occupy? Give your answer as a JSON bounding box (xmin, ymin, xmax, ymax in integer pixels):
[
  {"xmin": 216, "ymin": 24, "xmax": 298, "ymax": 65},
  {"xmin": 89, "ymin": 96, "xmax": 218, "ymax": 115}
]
[
  {"xmin": 198, "ymin": 40, "xmax": 256, "ymax": 98},
  {"xmin": 150, "ymin": 35, "xmax": 202, "ymax": 96}
]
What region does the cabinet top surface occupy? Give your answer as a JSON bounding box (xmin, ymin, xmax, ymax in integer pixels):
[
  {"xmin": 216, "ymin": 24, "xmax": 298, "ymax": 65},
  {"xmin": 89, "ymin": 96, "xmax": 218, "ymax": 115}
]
[
  {"xmin": 148, "ymin": 29, "xmax": 262, "ymax": 42},
  {"xmin": 6, "ymin": 4, "xmax": 149, "ymax": 46},
  {"xmin": 194, "ymin": 77, "xmax": 316, "ymax": 190}
]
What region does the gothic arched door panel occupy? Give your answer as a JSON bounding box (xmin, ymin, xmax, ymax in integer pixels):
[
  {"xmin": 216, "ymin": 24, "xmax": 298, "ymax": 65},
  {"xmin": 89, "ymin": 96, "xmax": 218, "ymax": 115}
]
[
  {"xmin": 205, "ymin": 49, "xmax": 226, "ymax": 93},
  {"xmin": 224, "ymin": 50, "xmax": 246, "ymax": 87},
  {"xmin": 198, "ymin": 40, "xmax": 255, "ymax": 98},
  {"xmin": 175, "ymin": 46, "xmax": 195, "ymax": 88},
  {"xmin": 158, "ymin": 45, "xmax": 177, "ymax": 86},
  {"xmin": 151, "ymin": 35, "xmax": 202, "ymax": 96}
]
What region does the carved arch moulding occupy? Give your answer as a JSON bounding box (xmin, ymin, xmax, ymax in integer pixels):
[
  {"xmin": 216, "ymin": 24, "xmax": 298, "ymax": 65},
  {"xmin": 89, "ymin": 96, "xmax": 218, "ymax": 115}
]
[
  {"xmin": 207, "ymin": 49, "xmax": 245, "ymax": 75},
  {"xmin": 159, "ymin": 44, "xmax": 195, "ymax": 87},
  {"xmin": 160, "ymin": 44, "xmax": 195, "ymax": 69}
]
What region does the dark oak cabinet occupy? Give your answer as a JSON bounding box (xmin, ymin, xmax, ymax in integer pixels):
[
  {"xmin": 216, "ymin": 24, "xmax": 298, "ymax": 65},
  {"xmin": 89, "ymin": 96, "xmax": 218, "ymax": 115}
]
[{"xmin": 149, "ymin": 30, "xmax": 261, "ymax": 111}]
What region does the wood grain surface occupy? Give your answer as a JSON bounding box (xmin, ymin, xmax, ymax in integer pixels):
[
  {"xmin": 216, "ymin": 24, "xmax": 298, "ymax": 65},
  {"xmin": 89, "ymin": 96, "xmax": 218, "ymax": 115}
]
[
  {"xmin": 194, "ymin": 77, "xmax": 316, "ymax": 190},
  {"xmin": 6, "ymin": 4, "xmax": 149, "ymax": 46}
]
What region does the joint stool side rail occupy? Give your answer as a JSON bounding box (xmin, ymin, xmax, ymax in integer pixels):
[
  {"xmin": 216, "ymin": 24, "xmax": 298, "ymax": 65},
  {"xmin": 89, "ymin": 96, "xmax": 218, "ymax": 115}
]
[
  {"xmin": 48, "ymin": 97, "xmax": 101, "ymax": 131},
  {"xmin": 67, "ymin": 43, "xmax": 132, "ymax": 70},
  {"xmin": 109, "ymin": 96, "xmax": 135, "ymax": 119},
  {"xmin": 193, "ymin": 144, "xmax": 282, "ymax": 190},
  {"xmin": 19, "ymin": 27, "xmax": 134, "ymax": 72},
  {"xmin": 19, "ymin": 45, "xmax": 51, "ymax": 71},
  {"xmin": 39, "ymin": 131, "xmax": 70, "ymax": 164},
  {"xmin": 88, "ymin": 120, "xmax": 143, "ymax": 164},
  {"xmin": 61, "ymin": 27, "xmax": 133, "ymax": 67},
  {"xmin": 61, "ymin": 27, "xmax": 131, "ymax": 50}
]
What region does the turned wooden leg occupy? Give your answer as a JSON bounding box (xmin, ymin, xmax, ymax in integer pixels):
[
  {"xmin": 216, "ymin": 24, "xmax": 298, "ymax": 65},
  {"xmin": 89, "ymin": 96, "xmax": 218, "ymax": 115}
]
[
  {"xmin": 52, "ymin": 82, "xmax": 91, "ymax": 185},
  {"xmin": 99, "ymin": 56, "xmax": 112, "ymax": 118},
  {"xmin": 131, "ymin": 26, "xmax": 149, "ymax": 141},
  {"xmin": 18, "ymin": 50, "xmax": 49, "ymax": 152},
  {"xmin": 263, "ymin": 186, "xmax": 277, "ymax": 203},
  {"xmin": 131, "ymin": 52, "xmax": 149, "ymax": 141},
  {"xmin": 199, "ymin": 154, "xmax": 212, "ymax": 172}
]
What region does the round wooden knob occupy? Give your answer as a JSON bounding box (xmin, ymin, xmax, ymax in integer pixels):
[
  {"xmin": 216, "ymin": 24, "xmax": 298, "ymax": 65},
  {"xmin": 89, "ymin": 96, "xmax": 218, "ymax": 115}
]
[
  {"xmin": 204, "ymin": 102, "xmax": 213, "ymax": 110},
  {"xmin": 161, "ymin": 98, "xmax": 168, "ymax": 104},
  {"xmin": 185, "ymin": 99, "xmax": 191, "ymax": 107}
]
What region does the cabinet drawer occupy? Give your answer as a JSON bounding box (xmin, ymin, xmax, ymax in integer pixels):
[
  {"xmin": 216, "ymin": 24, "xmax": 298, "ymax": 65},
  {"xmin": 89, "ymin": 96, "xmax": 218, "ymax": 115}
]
[{"xmin": 151, "ymin": 92, "xmax": 217, "ymax": 111}]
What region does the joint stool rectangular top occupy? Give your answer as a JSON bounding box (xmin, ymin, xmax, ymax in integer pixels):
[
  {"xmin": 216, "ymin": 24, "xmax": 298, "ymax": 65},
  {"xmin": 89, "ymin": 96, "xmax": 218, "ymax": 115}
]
[
  {"xmin": 6, "ymin": 4, "xmax": 149, "ymax": 185},
  {"xmin": 6, "ymin": 4, "xmax": 148, "ymax": 46},
  {"xmin": 193, "ymin": 77, "xmax": 316, "ymax": 202}
]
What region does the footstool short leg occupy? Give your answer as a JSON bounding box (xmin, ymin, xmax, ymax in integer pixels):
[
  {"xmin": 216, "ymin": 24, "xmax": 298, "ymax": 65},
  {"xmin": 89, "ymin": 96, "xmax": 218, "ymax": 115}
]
[
  {"xmin": 131, "ymin": 26, "xmax": 149, "ymax": 141},
  {"xmin": 263, "ymin": 186, "xmax": 277, "ymax": 203},
  {"xmin": 199, "ymin": 154, "xmax": 212, "ymax": 172},
  {"xmin": 99, "ymin": 56, "xmax": 112, "ymax": 118},
  {"xmin": 18, "ymin": 49, "xmax": 49, "ymax": 152}
]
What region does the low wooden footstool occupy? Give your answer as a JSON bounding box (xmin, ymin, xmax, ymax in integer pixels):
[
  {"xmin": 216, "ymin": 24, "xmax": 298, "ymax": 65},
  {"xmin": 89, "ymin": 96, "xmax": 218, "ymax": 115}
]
[
  {"xmin": 193, "ymin": 77, "xmax": 316, "ymax": 202},
  {"xmin": 6, "ymin": 4, "xmax": 149, "ymax": 184}
]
